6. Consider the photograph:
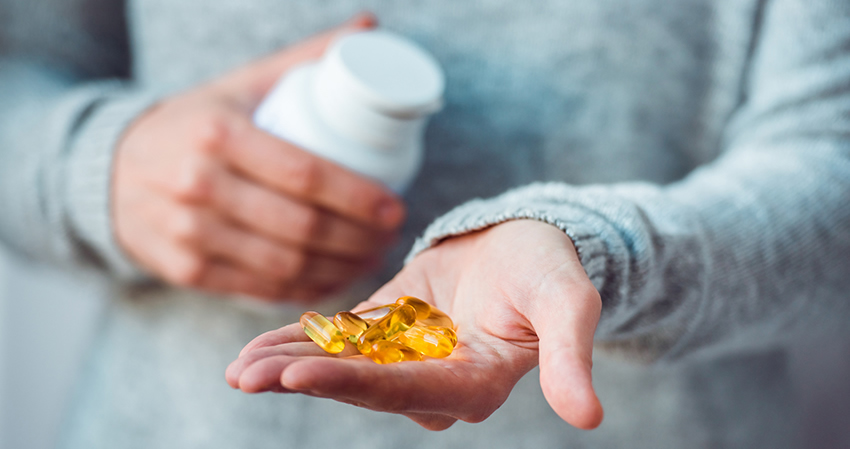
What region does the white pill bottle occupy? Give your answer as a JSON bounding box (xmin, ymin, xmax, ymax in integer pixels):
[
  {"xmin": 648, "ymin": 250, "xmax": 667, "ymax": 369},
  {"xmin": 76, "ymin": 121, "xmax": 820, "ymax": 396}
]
[{"xmin": 253, "ymin": 30, "xmax": 445, "ymax": 194}]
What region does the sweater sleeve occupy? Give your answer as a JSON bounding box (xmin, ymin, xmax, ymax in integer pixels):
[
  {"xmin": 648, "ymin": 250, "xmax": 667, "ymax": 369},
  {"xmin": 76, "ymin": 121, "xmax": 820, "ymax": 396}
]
[
  {"xmin": 407, "ymin": 0, "xmax": 850, "ymax": 361},
  {"xmin": 0, "ymin": 2, "xmax": 160, "ymax": 279}
]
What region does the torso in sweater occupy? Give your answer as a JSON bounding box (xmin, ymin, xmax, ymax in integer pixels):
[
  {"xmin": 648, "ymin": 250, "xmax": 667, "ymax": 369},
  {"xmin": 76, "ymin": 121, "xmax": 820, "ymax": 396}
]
[{"xmin": 57, "ymin": 1, "xmax": 798, "ymax": 448}]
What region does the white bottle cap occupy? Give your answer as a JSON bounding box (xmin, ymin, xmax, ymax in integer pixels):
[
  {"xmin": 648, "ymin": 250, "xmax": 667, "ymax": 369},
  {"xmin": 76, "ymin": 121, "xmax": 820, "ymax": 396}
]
[
  {"xmin": 318, "ymin": 30, "xmax": 445, "ymax": 117},
  {"xmin": 313, "ymin": 30, "xmax": 445, "ymax": 151}
]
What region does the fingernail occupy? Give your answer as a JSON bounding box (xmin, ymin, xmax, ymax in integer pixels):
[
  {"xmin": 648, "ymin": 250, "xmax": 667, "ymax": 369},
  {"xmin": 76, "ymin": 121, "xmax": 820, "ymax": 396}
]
[{"xmin": 348, "ymin": 11, "xmax": 378, "ymax": 29}]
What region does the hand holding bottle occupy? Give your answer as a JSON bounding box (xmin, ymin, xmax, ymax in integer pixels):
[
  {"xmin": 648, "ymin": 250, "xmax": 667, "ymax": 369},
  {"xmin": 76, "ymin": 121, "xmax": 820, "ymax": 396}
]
[{"xmin": 112, "ymin": 14, "xmax": 405, "ymax": 300}]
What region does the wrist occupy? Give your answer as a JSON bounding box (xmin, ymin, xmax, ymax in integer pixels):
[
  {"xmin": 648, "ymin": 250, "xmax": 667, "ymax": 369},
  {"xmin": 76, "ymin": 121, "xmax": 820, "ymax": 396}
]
[
  {"xmin": 65, "ymin": 88, "xmax": 161, "ymax": 280},
  {"xmin": 405, "ymin": 184, "xmax": 609, "ymax": 293}
]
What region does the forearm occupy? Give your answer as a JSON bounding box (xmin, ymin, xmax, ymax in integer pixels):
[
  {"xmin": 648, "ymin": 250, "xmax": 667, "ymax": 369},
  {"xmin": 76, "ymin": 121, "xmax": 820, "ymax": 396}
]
[
  {"xmin": 409, "ymin": 145, "xmax": 849, "ymax": 361},
  {"xmin": 409, "ymin": 0, "xmax": 850, "ymax": 361}
]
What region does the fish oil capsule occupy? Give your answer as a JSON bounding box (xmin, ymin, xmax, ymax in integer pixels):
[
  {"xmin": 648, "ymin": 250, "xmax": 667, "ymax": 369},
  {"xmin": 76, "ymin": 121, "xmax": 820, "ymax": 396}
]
[
  {"xmin": 354, "ymin": 304, "xmax": 397, "ymax": 325},
  {"xmin": 426, "ymin": 326, "xmax": 458, "ymax": 348},
  {"xmin": 333, "ymin": 311, "xmax": 369, "ymax": 343},
  {"xmin": 357, "ymin": 304, "xmax": 417, "ymax": 355},
  {"xmin": 398, "ymin": 325, "xmax": 454, "ymax": 358},
  {"xmin": 395, "ymin": 296, "xmax": 431, "ymax": 320},
  {"xmin": 300, "ymin": 311, "xmax": 345, "ymax": 354},
  {"xmin": 368, "ymin": 340, "xmax": 422, "ymax": 364},
  {"xmin": 417, "ymin": 306, "xmax": 454, "ymax": 329}
]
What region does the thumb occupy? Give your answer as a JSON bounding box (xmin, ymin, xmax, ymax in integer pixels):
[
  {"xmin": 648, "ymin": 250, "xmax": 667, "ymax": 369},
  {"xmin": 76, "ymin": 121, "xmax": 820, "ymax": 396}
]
[
  {"xmin": 535, "ymin": 284, "xmax": 604, "ymax": 430},
  {"xmin": 216, "ymin": 12, "xmax": 377, "ymax": 105}
]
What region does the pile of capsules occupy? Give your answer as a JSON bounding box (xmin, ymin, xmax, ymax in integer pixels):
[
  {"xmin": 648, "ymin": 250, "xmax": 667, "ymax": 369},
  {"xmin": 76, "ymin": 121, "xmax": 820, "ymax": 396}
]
[{"xmin": 300, "ymin": 296, "xmax": 457, "ymax": 364}]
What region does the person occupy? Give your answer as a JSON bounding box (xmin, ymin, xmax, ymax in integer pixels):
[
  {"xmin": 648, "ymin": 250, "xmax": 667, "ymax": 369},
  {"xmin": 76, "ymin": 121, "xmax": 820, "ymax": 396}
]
[{"xmin": 1, "ymin": 0, "xmax": 848, "ymax": 448}]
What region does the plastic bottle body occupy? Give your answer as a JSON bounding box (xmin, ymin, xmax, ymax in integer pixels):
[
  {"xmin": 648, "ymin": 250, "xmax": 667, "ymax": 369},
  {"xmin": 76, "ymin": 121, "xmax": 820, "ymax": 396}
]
[
  {"xmin": 253, "ymin": 63, "xmax": 424, "ymax": 193},
  {"xmin": 252, "ymin": 30, "xmax": 444, "ymax": 194}
]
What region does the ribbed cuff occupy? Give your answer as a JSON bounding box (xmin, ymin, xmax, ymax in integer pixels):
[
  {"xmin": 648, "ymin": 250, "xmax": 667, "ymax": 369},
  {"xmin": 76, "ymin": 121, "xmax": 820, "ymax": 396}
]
[
  {"xmin": 405, "ymin": 182, "xmax": 611, "ymax": 292},
  {"xmin": 64, "ymin": 86, "xmax": 162, "ymax": 281}
]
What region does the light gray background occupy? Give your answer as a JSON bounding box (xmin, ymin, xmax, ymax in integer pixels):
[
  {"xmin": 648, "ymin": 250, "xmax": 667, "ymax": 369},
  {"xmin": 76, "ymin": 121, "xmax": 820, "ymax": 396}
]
[{"xmin": 0, "ymin": 245, "xmax": 105, "ymax": 449}]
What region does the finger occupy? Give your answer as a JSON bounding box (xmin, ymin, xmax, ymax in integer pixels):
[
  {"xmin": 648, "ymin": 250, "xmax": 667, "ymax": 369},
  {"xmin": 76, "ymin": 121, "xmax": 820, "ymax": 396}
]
[
  {"xmin": 280, "ymin": 356, "xmax": 506, "ymax": 423},
  {"xmin": 219, "ymin": 116, "xmax": 406, "ymax": 230},
  {"xmin": 227, "ymin": 342, "xmax": 329, "ymax": 390},
  {"xmin": 239, "ymin": 345, "xmax": 359, "ymax": 394},
  {"xmin": 192, "ymin": 261, "xmax": 286, "ymax": 299},
  {"xmin": 148, "ymin": 240, "xmax": 284, "ymax": 299},
  {"xmin": 535, "ymin": 284, "xmax": 604, "ymax": 430},
  {"xmin": 213, "ymin": 170, "xmax": 397, "ymax": 257},
  {"xmin": 172, "ymin": 210, "xmax": 302, "ymax": 281},
  {"xmin": 201, "ymin": 216, "xmax": 378, "ymax": 286},
  {"xmin": 163, "ymin": 152, "xmax": 397, "ymax": 258},
  {"xmin": 239, "ymin": 356, "xmax": 302, "ymax": 393},
  {"xmin": 239, "ymin": 323, "xmax": 310, "ymax": 357},
  {"xmin": 147, "ymin": 196, "xmax": 376, "ymax": 288},
  {"xmin": 215, "ymin": 12, "xmax": 377, "ymax": 107},
  {"xmin": 163, "ymin": 103, "xmax": 406, "ymax": 230},
  {"xmin": 232, "ymin": 338, "xmax": 362, "ymax": 392},
  {"xmin": 119, "ymin": 196, "xmax": 280, "ymax": 297},
  {"xmin": 281, "ymin": 284, "xmax": 353, "ymax": 304}
]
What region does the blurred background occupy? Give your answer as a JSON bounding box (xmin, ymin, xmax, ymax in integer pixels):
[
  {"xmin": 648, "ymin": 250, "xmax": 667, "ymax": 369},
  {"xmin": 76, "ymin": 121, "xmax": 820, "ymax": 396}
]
[{"xmin": 0, "ymin": 244, "xmax": 106, "ymax": 449}]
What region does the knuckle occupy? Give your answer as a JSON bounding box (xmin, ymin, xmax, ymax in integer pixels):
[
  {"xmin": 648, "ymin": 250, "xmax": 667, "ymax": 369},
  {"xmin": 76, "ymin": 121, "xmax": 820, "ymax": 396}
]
[
  {"xmin": 269, "ymin": 283, "xmax": 292, "ymax": 299},
  {"xmin": 577, "ymin": 284, "xmax": 602, "ymax": 313},
  {"xmin": 347, "ymin": 185, "xmax": 380, "ymax": 212},
  {"xmin": 257, "ymin": 247, "xmax": 290, "ymax": 278},
  {"xmin": 235, "ymin": 189, "xmax": 266, "ymax": 221},
  {"xmin": 285, "ymin": 155, "xmax": 321, "ymax": 196},
  {"xmin": 191, "ymin": 111, "xmax": 230, "ymax": 155},
  {"xmin": 170, "ymin": 253, "xmax": 207, "ymax": 286},
  {"xmin": 169, "ymin": 210, "xmax": 205, "ymax": 244},
  {"xmin": 588, "ymin": 288, "xmax": 602, "ymax": 307},
  {"xmin": 292, "ymin": 208, "xmax": 322, "ymax": 241},
  {"xmin": 286, "ymin": 252, "xmax": 308, "ymax": 279},
  {"xmin": 255, "ymin": 247, "xmax": 280, "ymax": 271},
  {"xmin": 174, "ymin": 161, "xmax": 215, "ymax": 202}
]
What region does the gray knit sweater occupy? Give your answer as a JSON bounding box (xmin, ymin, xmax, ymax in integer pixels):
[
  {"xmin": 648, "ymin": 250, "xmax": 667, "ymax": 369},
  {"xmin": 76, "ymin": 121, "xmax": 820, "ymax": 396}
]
[{"xmin": 1, "ymin": 0, "xmax": 849, "ymax": 448}]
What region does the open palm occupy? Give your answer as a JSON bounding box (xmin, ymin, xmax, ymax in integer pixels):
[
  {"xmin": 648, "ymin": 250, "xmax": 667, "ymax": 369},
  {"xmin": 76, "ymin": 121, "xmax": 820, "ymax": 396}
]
[{"xmin": 226, "ymin": 220, "xmax": 604, "ymax": 430}]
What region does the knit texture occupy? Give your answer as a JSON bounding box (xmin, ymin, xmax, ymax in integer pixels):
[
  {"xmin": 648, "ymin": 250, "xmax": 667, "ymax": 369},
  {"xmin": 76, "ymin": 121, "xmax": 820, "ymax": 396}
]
[{"xmin": 2, "ymin": 0, "xmax": 848, "ymax": 448}]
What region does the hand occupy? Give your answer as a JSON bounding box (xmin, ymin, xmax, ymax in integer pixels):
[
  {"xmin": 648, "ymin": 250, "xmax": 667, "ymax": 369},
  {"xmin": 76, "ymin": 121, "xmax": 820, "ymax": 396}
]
[
  {"xmin": 226, "ymin": 220, "xmax": 604, "ymax": 430},
  {"xmin": 113, "ymin": 14, "xmax": 406, "ymax": 301}
]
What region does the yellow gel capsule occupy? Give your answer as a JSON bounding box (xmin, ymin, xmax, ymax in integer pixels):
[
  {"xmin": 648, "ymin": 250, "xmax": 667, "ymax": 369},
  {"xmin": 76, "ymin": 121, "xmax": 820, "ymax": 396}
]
[
  {"xmin": 354, "ymin": 304, "xmax": 397, "ymax": 325},
  {"xmin": 333, "ymin": 311, "xmax": 369, "ymax": 343},
  {"xmin": 356, "ymin": 304, "xmax": 417, "ymax": 355},
  {"xmin": 416, "ymin": 306, "xmax": 454, "ymax": 329},
  {"xmin": 398, "ymin": 326, "xmax": 454, "ymax": 358},
  {"xmin": 300, "ymin": 311, "xmax": 345, "ymax": 354},
  {"xmin": 395, "ymin": 296, "xmax": 431, "ymax": 320},
  {"xmin": 427, "ymin": 326, "xmax": 458, "ymax": 348},
  {"xmin": 368, "ymin": 340, "xmax": 422, "ymax": 364}
]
